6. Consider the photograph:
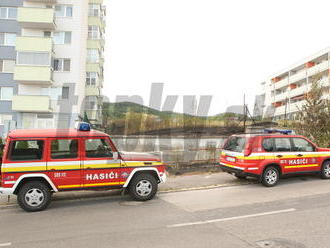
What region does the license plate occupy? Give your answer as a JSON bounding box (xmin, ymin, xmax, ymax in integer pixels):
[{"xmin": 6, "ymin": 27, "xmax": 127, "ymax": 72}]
[{"xmin": 226, "ymin": 156, "xmax": 236, "ymax": 162}]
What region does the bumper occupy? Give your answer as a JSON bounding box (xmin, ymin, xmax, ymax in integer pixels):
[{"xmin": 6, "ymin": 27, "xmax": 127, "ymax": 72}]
[
  {"xmin": 0, "ymin": 187, "xmax": 14, "ymax": 195},
  {"xmin": 220, "ymin": 163, "xmax": 259, "ymax": 178},
  {"xmin": 160, "ymin": 172, "xmax": 167, "ymax": 183}
]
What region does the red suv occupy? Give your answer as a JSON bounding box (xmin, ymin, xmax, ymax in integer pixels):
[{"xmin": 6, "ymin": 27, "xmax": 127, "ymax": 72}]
[{"xmin": 220, "ymin": 130, "xmax": 330, "ymax": 187}]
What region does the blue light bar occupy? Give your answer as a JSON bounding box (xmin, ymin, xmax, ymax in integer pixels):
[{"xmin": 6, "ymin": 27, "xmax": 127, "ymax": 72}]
[
  {"xmin": 78, "ymin": 122, "xmax": 91, "ymax": 131},
  {"xmin": 264, "ymin": 129, "xmax": 292, "ymax": 135}
]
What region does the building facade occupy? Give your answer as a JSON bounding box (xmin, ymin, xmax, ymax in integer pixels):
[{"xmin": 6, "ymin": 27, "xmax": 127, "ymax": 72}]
[
  {"xmin": 256, "ymin": 47, "xmax": 330, "ymax": 120},
  {"xmin": 0, "ymin": 0, "xmax": 23, "ymax": 135},
  {"xmin": 0, "ymin": 0, "xmax": 105, "ymax": 137}
]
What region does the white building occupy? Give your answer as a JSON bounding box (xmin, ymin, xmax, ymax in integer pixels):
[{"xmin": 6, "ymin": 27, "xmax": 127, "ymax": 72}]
[
  {"xmin": 0, "ymin": 0, "xmax": 105, "ymax": 134},
  {"xmin": 256, "ymin": 47, "xmax": 330, "ymax": 120}
]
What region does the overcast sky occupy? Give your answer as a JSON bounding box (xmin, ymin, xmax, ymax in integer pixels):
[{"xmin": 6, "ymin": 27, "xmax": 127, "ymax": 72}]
[{"xmin": 103, "ymin": 0, "xmax": 330, "ymax": 116}]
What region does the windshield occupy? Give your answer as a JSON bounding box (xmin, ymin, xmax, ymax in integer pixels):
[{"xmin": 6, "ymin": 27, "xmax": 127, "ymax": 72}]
[{"xmin": 223, "ymin": 136, "xmax": 246, "ymax": 153}]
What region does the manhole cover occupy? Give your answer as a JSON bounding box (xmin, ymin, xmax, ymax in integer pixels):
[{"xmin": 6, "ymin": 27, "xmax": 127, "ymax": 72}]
[
  {"xmin": 119, "ymin": 201, "xmax": 145, "ymax": 206},
  {"xmin": 256, "ymin": 239, "xmax": 306, "ymax": 248}
]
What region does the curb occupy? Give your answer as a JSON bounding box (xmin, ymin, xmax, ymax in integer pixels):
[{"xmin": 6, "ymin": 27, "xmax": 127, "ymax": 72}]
[{"xmin": 0, "ymin": 181, "xmax": 255, "ymax": 210}]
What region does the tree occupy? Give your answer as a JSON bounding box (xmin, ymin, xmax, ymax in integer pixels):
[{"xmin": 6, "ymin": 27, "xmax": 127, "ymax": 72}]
[{"xmin": 296, "ymin": 74, "xmax": 330, "ymax": 147}]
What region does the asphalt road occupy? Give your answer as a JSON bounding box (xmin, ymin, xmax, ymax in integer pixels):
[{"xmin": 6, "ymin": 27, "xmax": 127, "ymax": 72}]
[{"xmin": 1, "ymin": 175, "xmax": 330, "ymax": 248}]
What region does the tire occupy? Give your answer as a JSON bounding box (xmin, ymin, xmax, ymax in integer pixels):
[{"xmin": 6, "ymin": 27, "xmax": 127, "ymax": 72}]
[
  {"xmin": 261, "ymin": 166, "xmax": 279, "ymax": 187},
  {"xmin": 321, "ymin": 161, "xmax": 330, "ymax": 179},
  {"xmin": 235, "ymin": 174, "xmax": 247, "ymax": 180},
  {"xmin": 17, "ymin": 181, "xmax": 51, "ymax": 212},
  {"xmin": 128, "ymin": 173, "xmax": 158, "ymax": 201}
]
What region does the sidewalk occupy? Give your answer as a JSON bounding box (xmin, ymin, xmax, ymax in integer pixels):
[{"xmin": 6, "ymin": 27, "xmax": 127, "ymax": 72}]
[{"xmin": 0, "ymin": 172, "xmax": 256, "ymax": 207}]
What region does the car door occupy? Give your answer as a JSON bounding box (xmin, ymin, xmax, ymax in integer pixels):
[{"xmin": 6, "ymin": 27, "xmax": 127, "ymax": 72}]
[
  {"xmin": 82, "ymin": 137, "xmax": 123, "ymax": 188},
  {"xmin": 290, "ymin": 137, "xmax": 320, "ymax": 172},
  {"xmin": 47, "ymin": 138, "xmax": 82, "ymax": 189},
  {"xmin": 272, "ymin": 137, "xmax": 294, "ymax": 174}
]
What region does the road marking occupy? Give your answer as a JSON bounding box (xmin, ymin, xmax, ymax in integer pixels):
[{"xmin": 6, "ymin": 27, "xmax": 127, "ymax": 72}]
[
  {"xmin": 167, "ymin": 208, "xmax": 296, "ymax": 228},
  {"xmin": 0, "ymin": 243, "xmax": 11, "ymax": 247}
]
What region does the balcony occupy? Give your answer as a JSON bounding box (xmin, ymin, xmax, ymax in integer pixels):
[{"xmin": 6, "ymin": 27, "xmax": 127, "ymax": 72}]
[
  {"xmin": 307, "ymin": 61, "xmax": 329, "ymax": 77},
  {"xmin": 87, "ymin": 39, "xmax": 104, "ymax": 50},
  {"xmin": 289, "ymin": 100, "xmax": 306, "ymax": 113},
  {"xmin": 274, "ymin": 92, "xmax": 288, "ymax": 102},
  {"xmin": 85, "ymin": 86, "xmax": 100, "ymax": 96},
  {"xmin": 12, "ymin": 96, "xmax": 52, "ymax": 113},
  {"xmin": 89, "ymin": 0, "xmax": 103, "ymax": 3},
  {"xmin": 274, "ymin": 105, "xmax": 287, "ymax": 116},
  {"xmin": 289, "ymin": 70, "xmax": 306, "ymax": 84},
  {"xmin": 25, "ymin": 0, "xmax": 56, "ymax": 3},
  {"xmin": 88, "ymin": 16, "xmax": 106, "ymax": 30},
  {"xmin": 274, "ymin": 78, "xmax": 289, "ymax": 89},
  {"xmin": 14, "ymin": 66, "xmax": 52, "ymax": 85},
  {"xmin": 16, "ymin": 37, "xmax": 52, "ymax": 52},
  {"xmin": 86, "ymin": 63, "xmax": 101, "ymax": 74},
  {"xmin": 289, "ymin": 85, "xmax": 309, "ymax": 98},
  {"xmin": 17, "ymin": 7, "xmax": 56, "ymax": 30}
]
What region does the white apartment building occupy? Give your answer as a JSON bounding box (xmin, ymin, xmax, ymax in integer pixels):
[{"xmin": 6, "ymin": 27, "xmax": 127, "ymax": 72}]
[
  {"xmin": 0, "ymin": 0, "xmax": 105, "ymax": 135},
  {"xmin": 256, "ymin": 47, "xmax": 330, "ymax": 120}
]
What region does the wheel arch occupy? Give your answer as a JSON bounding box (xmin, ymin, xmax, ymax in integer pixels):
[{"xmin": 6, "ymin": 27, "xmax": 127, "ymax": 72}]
[
  {"xmin": 321, "ymin": 157, "xmax": 330, "ymax": 166},
  {"xmin": 13, "ymin": 174, "xmax": 58, "ymax": 195},
  {"xmin": 262, "ymin": 163, "xmax": 282, "ymax": 176},
  {"xmin": 123, "ymin": 168, "xmax": 161, "ymax": 188}
]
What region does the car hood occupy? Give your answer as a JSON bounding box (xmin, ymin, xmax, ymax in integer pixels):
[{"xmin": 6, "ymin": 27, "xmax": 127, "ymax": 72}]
[
  {"xmin": 120, "ymin": 152, "xmax": 161, "ymax": 162},
  {"xmin": 318, "ymin": 148, "xmax": 330, "ymax": 152}
]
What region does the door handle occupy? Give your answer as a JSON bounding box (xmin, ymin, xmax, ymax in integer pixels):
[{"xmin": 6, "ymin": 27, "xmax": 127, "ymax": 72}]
[
  {"xmin": 276, "ymin": 155, "xmax": 283, "ymax": 158},
  {"xmin": 297, "ymin": 154, "xmax": 303, "ymax": 157}
]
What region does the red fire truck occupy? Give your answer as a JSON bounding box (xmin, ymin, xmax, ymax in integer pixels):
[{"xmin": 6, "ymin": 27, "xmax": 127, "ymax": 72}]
[
  {"xmin": 0, "ymin": 123, "xmax": 166, "ymax": 212},
  {"xmin": 220, "ymin": 130, "xmax": 330, "ymax": 187}
]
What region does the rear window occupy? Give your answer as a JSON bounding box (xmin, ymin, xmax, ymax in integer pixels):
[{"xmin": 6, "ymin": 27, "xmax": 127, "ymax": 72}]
[{"xmin": 223, "ymin": 136, "xmax": 246, "ymax": 153}]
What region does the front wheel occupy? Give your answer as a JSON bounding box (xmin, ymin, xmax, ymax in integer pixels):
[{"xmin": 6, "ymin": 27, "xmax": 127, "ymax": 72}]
[
  {"xmin": 17, "ymin": 181, "xmax": 51, "ymax": 212},
  {"xmin": 321, "ymin": 161, "xmax": 330, "ymax": 179},
  {"xmin": 128, "ymin": 173, "xmax": 158, "ymax": 201},
  {"xmin": 261, "ymin": 166, "xmax": 279, "ymax": 187}
]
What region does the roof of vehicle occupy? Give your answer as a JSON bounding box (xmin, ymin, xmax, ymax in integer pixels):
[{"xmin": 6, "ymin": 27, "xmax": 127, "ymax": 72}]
[
  {"xmin": 8, "ymin": 129, "xmax": 109, "ymax": 139},
  {"xmin": 231, "ymin": 133, "xmax": 306, "ymax": 138}
]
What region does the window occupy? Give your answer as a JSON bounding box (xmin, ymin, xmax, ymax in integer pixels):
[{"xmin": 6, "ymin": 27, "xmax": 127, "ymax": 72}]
[
  {"xmin": 292, "ymin": 138, "xmax": 315, "ymax": 152},
  {"xmin": 223, "ymin": 136, "xmax": 246, "ymax": 153},
  {"xmin": 41, "ymin": 87, "xmax": 62, "ymax": 100},
  {"xmin": 0, "ymin": 60, "xmax": 15, "ymax": 73},
  {"xmin": 55, "ymin": 5, "xmax": 73, "ymax": 17},
  {"xmin": 0, "ymin": 7, "xmax": 17, "ymax": 20},
  {"xmin": 85, "ymin": 96, "xmax": 97, "ymax": 110},
  {"xmin": 86, "ymin": 72, "xmax": 97, "ymax": 86},
  {"xmin": 262, "ymin": 138, "xmax": 275, "ymax": 152},
  {"xmin": 44, "ymin": 31, "xmax": 52, "ymax": 37},
  {"xmin": 17, "ymin": 52, "xmax": 50, "ymax": 66},
  {"xmin": 53, "ymin": 59, "xmax": 71, "ymax": 72},
  {"xmin": 274, "ymin": 138, "xmax": 291, "ymax": 152},
  {"xmin": 87, "ymin": 49, "xmax": 99, "ymax": 63},
  {"xmin": 0, "ymin": 33, "xmax": 16, "ymax": 46},
  {"xmin": 0, "ymin": 87, "xmax": 13, "ymax": 101},
  {"xmin": 85, "ymin": 138, "xmax": 113, "ymax": 158},
  {"xmin": 9, "ymin": 140, "xmax": 44, "ymax": 161},
  {"xmin": 62, "ymin": 87, "xmax": 69, "ymax": 99},
  {"xmin": 88, "ymin": 26, "xmax": 100, "ymax": 39},
  {"xmin": 51, "ymin": 139, "xmax": 78, "ymax": 159},
  {"xmin": 88, "ymin": 4, "xmax": 101, "ymax": 17},
  {"xmin": 53, "ymin": 32, "xmax": 71, "ymax": 45}
]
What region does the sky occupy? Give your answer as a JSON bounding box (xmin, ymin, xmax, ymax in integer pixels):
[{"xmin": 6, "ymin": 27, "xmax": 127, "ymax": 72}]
[{"xmin": 103, "ymin": 0, "xmax": 330, "ymax": 116}]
